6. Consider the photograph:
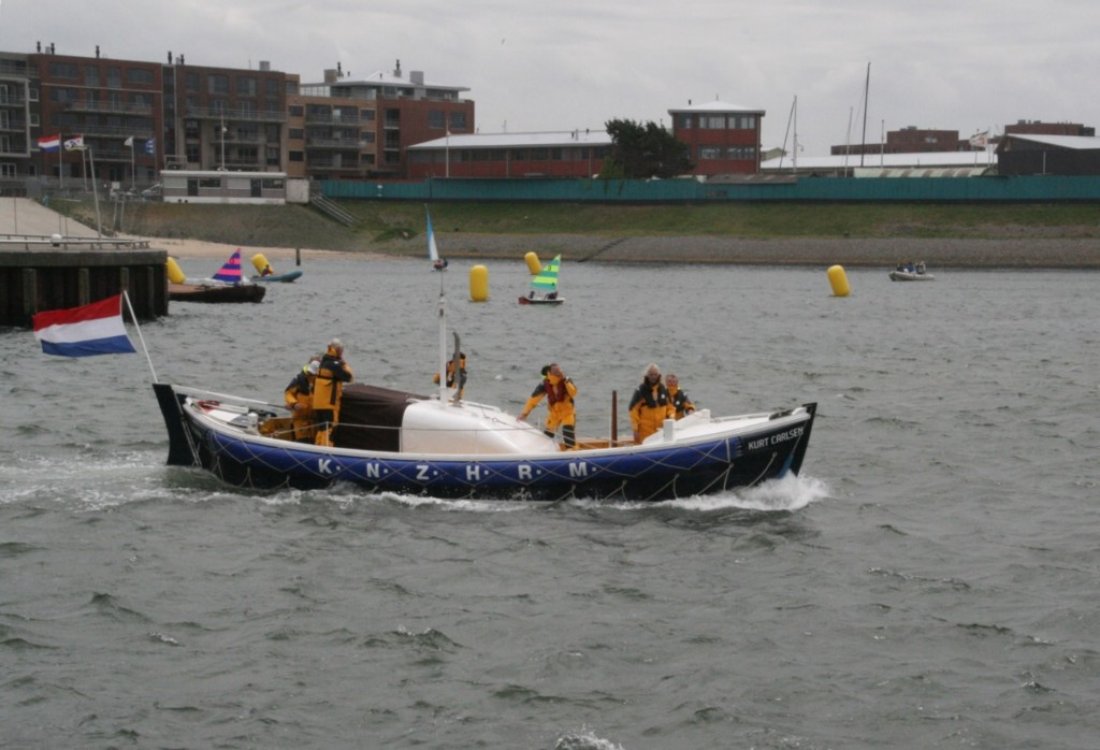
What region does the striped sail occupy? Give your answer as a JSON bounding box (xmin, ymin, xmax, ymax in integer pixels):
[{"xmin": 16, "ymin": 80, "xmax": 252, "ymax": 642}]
[
  {"xmin": 530, "ymin": 255, "xmax": 561, "ymax": 293},
  {"xmin": 212, "ymin": 249, "xmax": 244, "ymax": 283}
]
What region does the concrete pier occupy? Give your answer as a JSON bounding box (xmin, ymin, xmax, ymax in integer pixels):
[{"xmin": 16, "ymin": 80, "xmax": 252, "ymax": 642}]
[
  {"xmin": 0, "ymin": 236, "xmax": 167, "ymax": 327},
  {"xmin": 1, "ymin": 198, "xmax": 168, "ymax": 327}
]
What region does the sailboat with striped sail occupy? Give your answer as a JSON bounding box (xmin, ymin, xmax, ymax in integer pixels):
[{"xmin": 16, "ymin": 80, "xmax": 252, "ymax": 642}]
[{"xmin": 518, "ymin": 254, "xmax": 564, "ymax": 305}]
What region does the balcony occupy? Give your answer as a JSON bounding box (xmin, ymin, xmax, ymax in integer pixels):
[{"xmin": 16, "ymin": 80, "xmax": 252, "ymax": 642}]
[
  {"xmin": 184, "ymin": 105, "xmax": 286, "ymax": 123},
  {"xmin": 307, "ymin": 158, "xmax": 361, "ymax": 170},
  {"xmin": 304, "ymin": 112, "xmax": 361, "ymax": 125},
  {"xmin": 305, "ymin": 136, "xmax": 363, "ymax": 149},
  {"xmin": 66, "ymin": 100, "xmax": 154, "ymax": 116}
]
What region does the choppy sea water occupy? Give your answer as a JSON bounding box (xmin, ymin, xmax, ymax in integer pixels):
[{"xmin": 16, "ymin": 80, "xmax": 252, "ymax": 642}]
[{"xmin": 2, "ymin": 256, "xmax": 1099, "ymax": 749}]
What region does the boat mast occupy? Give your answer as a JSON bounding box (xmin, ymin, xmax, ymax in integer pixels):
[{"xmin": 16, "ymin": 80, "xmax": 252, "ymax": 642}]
[
  {"xmin": 860, "ymin": 61, "xmax": 870, "ymax": 168},
  {"xmin": 437, "ymin": 274, "xmax": 448, "ymax": 403}
]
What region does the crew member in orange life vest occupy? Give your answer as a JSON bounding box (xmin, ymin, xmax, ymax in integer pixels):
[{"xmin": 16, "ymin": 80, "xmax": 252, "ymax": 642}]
[
  {"xmin": 284, "ymin": 354, "xmax": 321, "ymax": 442},
  {"xmin": 629, "ymin": 363, "xmax": 675, "ymax": 443},
  {"xmin": 312, "ymin": 338, "xmax": 354, "ymax": 447},
  {"xmin": 518, "ymin": 363, "xmax": 578, "ymax": 448},
  {"xmin": 666, "ymin": 372, "xmax": 695, "ymax": 420}
]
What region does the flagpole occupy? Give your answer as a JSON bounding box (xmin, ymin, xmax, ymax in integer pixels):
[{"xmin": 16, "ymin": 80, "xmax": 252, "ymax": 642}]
[
  {"xmin": 58, "ymin": 137, "xmax": 64, "ymax": 190},
  {"xmin": 129, "ymin": 138, "xmax": 135, "ymax": 190},
  {"xmin": 122, "ymin": 291, "xmax": 159, "ymax": 383},
  {"xmin": 88, "ymin": 146, "xmax": 103, "ymax": 238}
]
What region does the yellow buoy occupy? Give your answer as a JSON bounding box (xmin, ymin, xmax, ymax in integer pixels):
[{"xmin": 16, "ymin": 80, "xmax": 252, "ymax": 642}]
[
  {"xmin": 251, "ymin": 252, "xmax": 273, "ymax": 276},
  {"xmin": 469, "ymin": 264, "xmax": 489, "ymax": 302},
  {"xmin": 524, "ymin": 251, "xmax": 541, "ymax": 276},
  {"xmin": 827, "ymin": 264, "xmax": 850, "ymax": 297},
  {"xmin": 166, "ymin": 256, "xmax": 186, "ymax": 284}
]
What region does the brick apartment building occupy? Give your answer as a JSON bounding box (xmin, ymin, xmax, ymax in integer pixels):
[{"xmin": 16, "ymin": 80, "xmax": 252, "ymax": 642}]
[{"xmin": 290, "ymin": 60, "xmax": 474, "ymax": 180}]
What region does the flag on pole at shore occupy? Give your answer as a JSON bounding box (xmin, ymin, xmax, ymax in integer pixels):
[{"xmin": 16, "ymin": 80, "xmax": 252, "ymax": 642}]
[
  {"xmin": 145, "ymin": 137, "xmax": 156, "ymax": 155},
  {"xmin": 63, "ymin": 134, "xmax": 85, "ymax": 151},
  {"xmin": 32, "ymin": 294, "xmax": 136, "ymax": 357},
  {"xmin": 124, "ymin": 135, "xmax": 134, "ymax": 147},
  {"xmin": 38, "ymin": 134, "xmax": 61, "ymax": 152}
]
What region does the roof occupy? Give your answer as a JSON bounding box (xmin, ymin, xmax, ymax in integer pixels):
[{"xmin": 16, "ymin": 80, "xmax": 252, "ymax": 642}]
[
  {"xmin": 761, "ymin": 150, "xmax": 998, "ymax": 171},
  {"xmin": 408, "ymin": 130, "xmax": 613, "ymax": 151},
  {"xmin": 1000, "ymin": 134, "xmax": 1100, "ymax": 150},
  {"xmin": 301, "ymin": 69, "xmax": 469, "ymax": 93},
  {"xmin": 668, "ymin": 99, "xmax": 765, "ymax": 115}
]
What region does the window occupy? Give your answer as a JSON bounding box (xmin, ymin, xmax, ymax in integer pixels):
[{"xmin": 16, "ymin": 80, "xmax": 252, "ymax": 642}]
[
  {"xmin": 128, "ymin": 68, "xmax": 155, "ymax": 85},
  {"xmin": 698, "ymin": 146, "xmax": 722, "ymax": 160},
  {"xmin": 185, "ymin": 72, "xmax": 199, "ymax": 92},
  {"xmin": 700, "ymin": 115, "xmax": 725, "ymax": 129},
  {"xmin": 428, "ymin": 110, "xmax": 445, "ymax": 129},
  {"xmin": 0, "ymin": 162, "xmax": 15, "ymax": 177},
  {"xmin": 289, "ymin": 128, "xmax": 304, "ymax": 140},
  {"xmin": 84, "ymin": 67, "xmax": 100, "ymax": 86},
  {"xmin": 107, "ymin": 67, "xmax": 122, "ymax": 88},
  {"xmin": 360, "ymin": 109, "xmax": 375, "ymax": 121},
  {"xmin": 49, "ymin": 62, "xmax": 79, "ymax": 79},
  {"xmin": 289, "ymin": 150, "xmax": 304, "ymax": 162},
  {"xmin": 448, "ymin": 111, "xmax": 467, "ymax": 131},
  {"xmin": 731, "ymin": 115, "xmax": 757, "ymax": 129},
  {"xmin": 289, "ymin": 105, "xmax": 304, "ymax": 117},
  {"xmin": 265, "ymin": 148, "xmax": 280, "ymax": 167},
  {"xmin": 677, "ymin": 114, "xmax": 693, "ymax": 129},
  {"xmin": 726, "ymin": 146, "xmax": 755, "ymax": 160},
  {"xmin": 236, "ymin": 76, "xmax": 257, "ymax": 96},
  {"xmin": 208, "ymin": 75, "xmax": 229, "ymax": 95},
  {"xmin": 50, "ymin": 88, "xmax": 76, "ymax": 103}
]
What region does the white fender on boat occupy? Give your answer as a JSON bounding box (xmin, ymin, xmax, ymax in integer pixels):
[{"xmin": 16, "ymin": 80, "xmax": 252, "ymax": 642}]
[
  {"xmin": 469, "ymin": 264, "xmax": 489, "ymax": 302},
  {"xmin": 828, "ymin": 264, "xmax": 850, "ymax": 297}
]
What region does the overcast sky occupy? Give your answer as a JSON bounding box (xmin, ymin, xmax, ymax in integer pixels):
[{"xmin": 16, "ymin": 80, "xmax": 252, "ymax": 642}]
[{"xmin": 2, "ymin": 0, "xmax": 1097, "ymax": 155}]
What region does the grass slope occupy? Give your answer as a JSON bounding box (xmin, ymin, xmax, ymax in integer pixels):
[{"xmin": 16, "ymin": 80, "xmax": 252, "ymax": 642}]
[{"xmin": 60, "ymin": 198, "xmax": 1100, "ymax": 252}]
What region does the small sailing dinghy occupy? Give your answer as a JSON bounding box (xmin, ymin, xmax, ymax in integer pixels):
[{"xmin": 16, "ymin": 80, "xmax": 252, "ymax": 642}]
[
  {"xmin": 518, "ymin": 254, "xmax": 564, "ymax": 305},
  {"xmin": 168, "ymin": 249, "xmax": 266, "ymax": 303},
  {"xmin": 427, "ymin": 208, "xmax": 448, "ymax": 271}
]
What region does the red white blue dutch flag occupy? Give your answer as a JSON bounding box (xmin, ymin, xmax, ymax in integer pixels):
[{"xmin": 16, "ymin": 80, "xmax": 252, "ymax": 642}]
[
  {"xmin": 37, "ymin": 134, "xmax": 61, "ymax": 152},
  {"xmin": 32, "ymin": 294, "xmax": 137, "ymax": 357}
]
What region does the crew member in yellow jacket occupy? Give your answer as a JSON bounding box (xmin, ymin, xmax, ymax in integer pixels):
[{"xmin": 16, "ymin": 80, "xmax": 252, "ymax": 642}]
[
  {"xmin": 666, "ymin": 372, "xmax": 696, "ymax": 420},
  {"xmin": 518, "ymin": 362, "xmax": 578, "ymax": 448},
  {"xmin": 628, "ymin": 363, "xmax": 675, "ymax": 443},
  {"xmin": 284, "ymin": 355, "xmax": 320, "ymax": 442},
  {"xmin": 312, "ymin": 338, "xmax": 354, "ymax": 447},
  {"xmin": 433, "ymin": 351, "xmax": 468, "ymax": 400}
]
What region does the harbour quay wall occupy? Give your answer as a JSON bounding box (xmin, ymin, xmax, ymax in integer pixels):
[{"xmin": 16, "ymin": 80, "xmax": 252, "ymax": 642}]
[{"xmin": 0, "ymin": 238, "xmax": 167, "ymax": 327}]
